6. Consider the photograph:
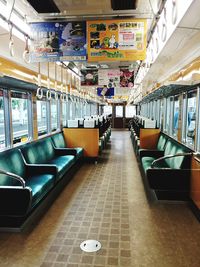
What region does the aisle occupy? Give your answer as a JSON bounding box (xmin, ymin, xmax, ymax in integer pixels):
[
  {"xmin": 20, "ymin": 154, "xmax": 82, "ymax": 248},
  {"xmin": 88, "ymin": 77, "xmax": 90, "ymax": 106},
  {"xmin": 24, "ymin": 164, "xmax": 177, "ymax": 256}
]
[{"xmin": 0, "ymin": 130, "xmax": 200, "ymax": 267}]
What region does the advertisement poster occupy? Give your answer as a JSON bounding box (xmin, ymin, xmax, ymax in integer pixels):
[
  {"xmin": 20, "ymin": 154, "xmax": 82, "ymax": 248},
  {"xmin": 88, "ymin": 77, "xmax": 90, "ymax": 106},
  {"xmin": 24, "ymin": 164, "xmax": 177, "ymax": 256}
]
[
  {"xmin": 120, "ymin": 69, "xmax": 134, "ymax": 87},
  {"xmin": 30, "ymin": 21, "xmax": 87, "ymax": 62},
  {"xmin": 97, "ymin": 87, "xmax": 114, "ymax": 97},
  {"xmin": 87, "ymin": 19, "xmax": 146, "ymax": 62},
  {"xmin": 81, "ymin": 69, "xmax": 98, "ymax": 86},
  {"xmin": 98, "ymin": 69, "xmax": 120, "ymax": 87}
]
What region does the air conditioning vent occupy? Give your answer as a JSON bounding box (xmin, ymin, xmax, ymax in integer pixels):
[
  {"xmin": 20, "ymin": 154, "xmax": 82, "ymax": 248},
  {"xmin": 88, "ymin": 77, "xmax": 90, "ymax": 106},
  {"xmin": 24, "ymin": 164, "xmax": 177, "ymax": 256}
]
[
  {"xmin": 111, "ymin": 0, "xmax": 137, "ymax": 10},
  {"xmin": 27, "ymin": 0, "xmax": 60, "ymax": 13}
]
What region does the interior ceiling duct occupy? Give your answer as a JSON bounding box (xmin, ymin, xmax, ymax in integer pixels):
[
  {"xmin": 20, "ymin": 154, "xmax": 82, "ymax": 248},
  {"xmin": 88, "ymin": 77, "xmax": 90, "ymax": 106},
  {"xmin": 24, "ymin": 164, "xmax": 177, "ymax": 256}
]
[
  {"xmin": 111, "ymin": 0, "xmax": 137, "ymax": 10},
  {"xmin": 27, "ymin": 0, "xmax": 60, "ymax": 13}
]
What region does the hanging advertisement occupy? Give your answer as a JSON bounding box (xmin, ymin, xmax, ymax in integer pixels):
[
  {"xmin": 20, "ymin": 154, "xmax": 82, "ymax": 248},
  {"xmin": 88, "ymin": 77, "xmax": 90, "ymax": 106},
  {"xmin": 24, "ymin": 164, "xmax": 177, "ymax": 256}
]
[
  {"xmin": 98, "ymin": 69, "xmax": 120, "ymax": 87},
  {"xmin": 120, "ymin": 69, "xmax": 134, "ymax": 87},
  {"xmin": 81, "ymin": 69, "xmax": 98, "ymax": 86},
  {"xmin": 30, "ymin": 21, "xmax": 87, "ymax": 62},
  {"xmin": 87, "ymin": 19, "xmax": 146, "ymax": 62},
  {"xmin": 97, "ymin": 87, "xmax": 114, "ymax": 98}
]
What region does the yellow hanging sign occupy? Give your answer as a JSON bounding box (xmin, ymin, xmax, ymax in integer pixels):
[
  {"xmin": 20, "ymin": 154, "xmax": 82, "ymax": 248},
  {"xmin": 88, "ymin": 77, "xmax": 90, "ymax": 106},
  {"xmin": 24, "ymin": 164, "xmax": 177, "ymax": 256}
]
[{"xmin": 87, "ymin": 19, "xmax": 147, "ymax": 62}]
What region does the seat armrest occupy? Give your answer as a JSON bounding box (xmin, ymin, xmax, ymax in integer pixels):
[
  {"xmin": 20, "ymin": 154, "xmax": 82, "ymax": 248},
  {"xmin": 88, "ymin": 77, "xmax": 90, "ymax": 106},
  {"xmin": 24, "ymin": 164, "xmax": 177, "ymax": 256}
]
[
  {"xmin": 151, "ymin": 152, "xmax": 193, "ymax": 168},
  {"xmin": 25, "ymin": 164, "xmax": 58, "ymax": 176},
  {"xmin": 139, "ymin": 149, "xmax": 164, "ymax": 159},
  {"xmin": 54, "ymin": 148, "xmax": 77, "ymax": 156},
  {"xmin": 0, "ymin": 168, "xmax": 25, "ymax": 188}
]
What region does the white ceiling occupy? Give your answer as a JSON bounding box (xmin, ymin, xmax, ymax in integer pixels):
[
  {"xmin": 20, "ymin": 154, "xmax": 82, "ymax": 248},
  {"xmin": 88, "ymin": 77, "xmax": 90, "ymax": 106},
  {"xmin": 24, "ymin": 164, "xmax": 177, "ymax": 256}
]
[
  {"xmin": 3, "ymin": 0, "xmax": 200, "ymax": 103},
  {"xmin": 141, "ymin": 0, "xmax": 200, "ymax": 93}
]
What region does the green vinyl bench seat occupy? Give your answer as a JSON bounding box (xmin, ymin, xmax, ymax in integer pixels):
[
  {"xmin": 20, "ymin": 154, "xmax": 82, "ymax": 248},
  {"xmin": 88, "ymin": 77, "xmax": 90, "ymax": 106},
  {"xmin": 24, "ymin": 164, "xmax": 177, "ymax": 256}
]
[
  {"xmin": 51, "ymin": 132, "xmax": 84, "ymax": 160},
  {"xmin": 139, "ymin": 132, "xmax": 168, "ymax": 159},
  {"xmin": 0, "ymin": 148, "xmax": 56, "ymax": 217},
  {"xmin": 21, "ymin": 136, "xmax": 76, "ymax": 182},
  {"xmin": 0, "ymin": 133, "xmax": 83, "ymax": 231},
  {"xmin": 141, "ymin": 137, "xmax": 193, "ymax": 200}
]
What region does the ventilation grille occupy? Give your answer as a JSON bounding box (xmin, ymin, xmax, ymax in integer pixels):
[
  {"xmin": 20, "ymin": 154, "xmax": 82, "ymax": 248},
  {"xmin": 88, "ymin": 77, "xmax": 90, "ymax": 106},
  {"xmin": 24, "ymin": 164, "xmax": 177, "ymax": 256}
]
[
  {"xmin": 27, "ymin": 0, "xmax": 60, "ymax": 13},
  {"xmin": 111, "ymin": 0, "xmax": 137, "ymax": 10}
]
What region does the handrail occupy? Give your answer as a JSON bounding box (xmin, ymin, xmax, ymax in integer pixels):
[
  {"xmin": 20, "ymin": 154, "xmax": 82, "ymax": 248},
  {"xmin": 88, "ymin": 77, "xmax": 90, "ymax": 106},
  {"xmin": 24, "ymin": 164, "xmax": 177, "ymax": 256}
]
[
  {"xmin": 151, "ymin": 152, "xmax": 196, "ymax": 168},
  {"xmin": 36, "ymin": 87, "xmax": 43, "ymax": 99},
  {"xmin": 23, "ymin": 35, "xmax": 30, "ymax": 64},
  {"xmin": 0, "ymin": 168, "xmax": 26, "ymax": 188}
]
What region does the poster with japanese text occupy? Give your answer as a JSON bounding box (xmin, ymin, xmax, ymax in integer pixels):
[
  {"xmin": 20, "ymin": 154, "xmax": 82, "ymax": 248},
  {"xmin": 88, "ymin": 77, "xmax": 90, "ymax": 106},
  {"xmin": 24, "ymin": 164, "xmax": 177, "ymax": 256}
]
[
  {"xmin": 98, "ymin": 69, "xmax": 120, "ymax": 87},
  {"xmin": 87, "ymin": 19, "xmax": 146, "ymax": 62}
]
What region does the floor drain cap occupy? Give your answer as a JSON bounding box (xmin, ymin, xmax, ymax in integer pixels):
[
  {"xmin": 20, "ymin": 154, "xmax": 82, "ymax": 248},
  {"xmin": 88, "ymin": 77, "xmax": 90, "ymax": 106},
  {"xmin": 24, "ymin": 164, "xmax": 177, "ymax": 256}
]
[{"xmin": 80, "ymin": 240, "xmax": 101, "ymax": 252}]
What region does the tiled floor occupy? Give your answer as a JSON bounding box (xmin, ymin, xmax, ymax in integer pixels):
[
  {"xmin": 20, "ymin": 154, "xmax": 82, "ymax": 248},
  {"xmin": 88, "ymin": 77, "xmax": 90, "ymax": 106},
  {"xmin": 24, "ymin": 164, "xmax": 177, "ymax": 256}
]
[{"xmin": 0, "ymin": 130, "xmax": 200, "ymax": 267}]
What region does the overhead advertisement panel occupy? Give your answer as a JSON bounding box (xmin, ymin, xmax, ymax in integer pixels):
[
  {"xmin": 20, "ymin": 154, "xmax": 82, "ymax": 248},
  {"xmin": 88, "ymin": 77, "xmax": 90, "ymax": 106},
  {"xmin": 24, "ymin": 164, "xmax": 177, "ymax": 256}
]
[
  {"xmin": 81, "ymin": 69, "xmax": 98, "ymax": 86},
  {"xmin": 87, "ymin": 19, "xmax": 146, "ymax": 62},
  {"xmin": 98, "ymin": 69, "xmax": 120, "ymax": 88},
  {"xmin": 30, "ymin": 21, "xmax": 87, "ymax": 62}
]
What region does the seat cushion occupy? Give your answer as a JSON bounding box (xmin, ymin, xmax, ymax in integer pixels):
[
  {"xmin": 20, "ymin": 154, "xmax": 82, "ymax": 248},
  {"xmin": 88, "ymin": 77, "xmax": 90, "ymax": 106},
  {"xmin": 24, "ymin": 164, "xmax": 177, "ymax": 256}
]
[
  {"xmin": 49, "ymin": 155, "xmax": 75, "ymax": 181},
  {"xmin": 26, "ymin": 174, "xmax": 55, "ymax": 208}
]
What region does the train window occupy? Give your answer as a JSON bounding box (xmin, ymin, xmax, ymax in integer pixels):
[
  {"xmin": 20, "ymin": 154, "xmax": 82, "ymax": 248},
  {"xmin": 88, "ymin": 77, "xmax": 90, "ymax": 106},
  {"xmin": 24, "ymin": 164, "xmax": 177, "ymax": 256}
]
[
  {"xmin": 103, "ymin": 105, "xmax": 112, "ymax": 116},
  {"xmin": 116, "ymin": 106, "xmax": 123, "ymax": 117},
  {"xmin": 165, "ymin": 97, "xmax": 170, "ymax": 133},
  {"xmin": 69, "ymin": 100, "xmax": 73, "ymax": 119},
  {"xmin": 0, "ymin": 90, "xmax": 5, "ymax": 149},
  {"xmin": 37, "ymin": 100, "xmax": 48, "ymax": 136},
  {"xmin": 164, "ymin": 97, "xmax": 173, "ymax": 135},
  {"xmin": 173, "ymin": 96, "xmax": 179, "ymax": 139},
  {"xmin": 62, "ymin": 101, "xmax": 67, "ymax": 127},
  {"xmin": 83, "ymin": 102, "xmax": 86, "ymax": 117},
  {"xmin": 159, "ymin": 99, "xmax": 164, "ymax": 130},
  {"xmin": 75, "ymin": 100, "xmax": 79, "ymax": 118},
  {"xmin": 86, "ymin": 103, "xmax": 91, "ymax": 116},
  {"xmin": 186, "ymin": 91, "xmax": 197, "ymax": 148},
  {"xmin": 11, "ymin": 91, "xmax": 29, "ymax": 145},
  {"xmin": 91, "ymin": 104, "xmax": 96, "ymax": 115},
  {"xmin": 51, "ymin": 98, "xmax": 58, "ymax": 131},
  {"xmin": 125, "ymin": 105, "xmax": 136, "ymax": 118},
  {"xmin": 149, "ymin": 102, "xmax": 153, "ymax": 118}
]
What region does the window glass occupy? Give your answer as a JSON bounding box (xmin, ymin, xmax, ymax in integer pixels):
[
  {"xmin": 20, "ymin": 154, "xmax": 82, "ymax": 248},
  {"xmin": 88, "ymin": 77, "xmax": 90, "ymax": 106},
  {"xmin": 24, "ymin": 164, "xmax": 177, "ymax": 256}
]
[
  {"xmin": 11, "ymin": 91, "xmax": 29, "ymax": 144},
  {"xmin": 0, "ymin": 90, "xmax": 5, "ymax": 149},
  {"xmin": 125, "ymin": 105, "xmax": 136, "ymax": 118},
  {"xmin": 186, "ymin": 91, "xmax": 197, "ymax": 148},
  {"xmin": 103, "ymin": 105, "xmax": 112, "ymax": 116},
  {"xmin": 159, "ymin": 99, "xmax": 163, "ymax": 130},
  {"xmin": 62, "ymin": 101, "xmax": 67, "ymax": 127},
  {"xmin": 116, "ymin": 106, "xmax": 123, "ymax": 117},
  {"xmin": 75, "ymin": 100, "xmax": 79, "ymax": 118},
  {"xmin": 37, "ymin": 100, "xmax": 48, "ymax": 136},
  {"xmin": 165, "ymin": 97, "xmax": 171, "ymax": 133},
  {"xmin": 173, "ymin": 96, "xmax": 179, "ymax": 139},
  {"xmin": 86, "ymin": 103, "xmax": 91, "ymax": 116},
  {"xmin": 51, "ymin": 99, "xmax": 58, "ymax": 131}
]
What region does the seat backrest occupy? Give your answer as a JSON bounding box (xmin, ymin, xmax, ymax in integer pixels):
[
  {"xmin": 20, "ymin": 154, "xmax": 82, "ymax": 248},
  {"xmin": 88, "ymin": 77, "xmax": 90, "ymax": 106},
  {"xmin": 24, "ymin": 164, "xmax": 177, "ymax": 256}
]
[
  {"xmin": 164, "ymin": 139, "xmax": 191, "ymax": 169},
  {"xmin": 68, "ymin": 120, "xmax": 78, "ymax": 128},
  {"xmin": 157, "ymin": 133, "xmax": 168, "ymax": 151},
  {"xmin": 0, "ymin": 149, "xmax": 26, "ymax": 186},
  {"xmin": 21, "ymin": 137, "xmax": 55, "ymax": 164},
  {"xmin": 84, "ymin": 120, "xmax": 95, "ymax": 128},
  {"xmin": 51, "ymin": 133, "xmax": 66, "ymax": 148}
]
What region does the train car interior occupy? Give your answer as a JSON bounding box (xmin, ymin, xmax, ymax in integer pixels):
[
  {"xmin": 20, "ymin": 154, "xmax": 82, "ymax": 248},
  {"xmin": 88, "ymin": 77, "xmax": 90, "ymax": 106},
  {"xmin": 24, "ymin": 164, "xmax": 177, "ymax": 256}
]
[{"xmin": 0, "ymin": 0, "xmax": 200, "ymax": 266}]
